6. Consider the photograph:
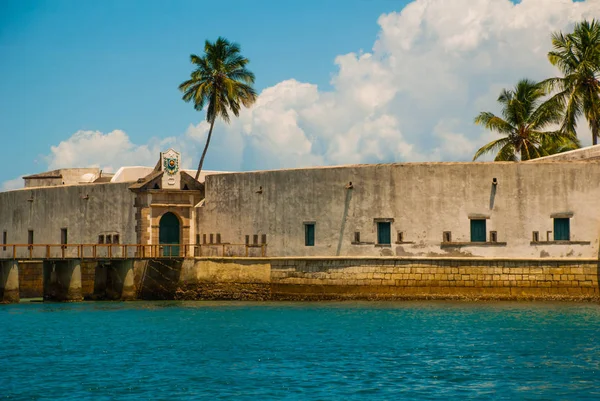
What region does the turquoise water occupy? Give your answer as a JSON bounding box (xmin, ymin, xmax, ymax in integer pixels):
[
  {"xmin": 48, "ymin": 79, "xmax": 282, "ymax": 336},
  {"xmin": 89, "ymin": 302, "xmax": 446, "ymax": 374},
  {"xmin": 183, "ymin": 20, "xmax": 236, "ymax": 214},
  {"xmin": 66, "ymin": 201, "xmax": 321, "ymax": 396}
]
[{"xmin": 1, "ymin": 301, "xmax": 600, "ymax": 400}]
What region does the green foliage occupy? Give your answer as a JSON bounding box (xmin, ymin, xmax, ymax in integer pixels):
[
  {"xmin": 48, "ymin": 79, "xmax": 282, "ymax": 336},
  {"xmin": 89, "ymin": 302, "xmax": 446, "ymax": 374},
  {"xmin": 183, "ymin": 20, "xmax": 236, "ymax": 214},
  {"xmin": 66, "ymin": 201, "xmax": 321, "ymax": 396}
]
[
  {"xmin": 473, "ymin": 79, "xmax": 579, "ymax": 161},
  {"xmin": 544, "ymin": 19, "xmax": 600, "ymax": 144},
  {"xmin": 179, "ymin": 37, "xmax": 257, "ymax": 179}
]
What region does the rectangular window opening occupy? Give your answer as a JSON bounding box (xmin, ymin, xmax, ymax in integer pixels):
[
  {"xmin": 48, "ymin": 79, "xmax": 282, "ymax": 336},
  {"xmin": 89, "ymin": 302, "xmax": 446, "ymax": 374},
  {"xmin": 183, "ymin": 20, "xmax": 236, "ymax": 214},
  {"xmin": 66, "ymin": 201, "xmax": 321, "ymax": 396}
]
[
  {"xmin": 245, "ymin": 235, "xmax": 249, "ymax": 245},
  {"xmin": 305, "ymin": 223, "xmax": 315, "ymax": 247},
  {"xmin": 196, "ymin": 234, "xmax": 200, "ymax": 245},
  {"xmin": 253, "ymin": 234, "xmax": 258, "ymax": 245},
  {"xmin": 443, "ymin": 231, "xmax": 452, "ymax": 243},
  {"xmin": 489, "ymin": 231, "xmax": 497, "ymax": 243},
  {"xmin": 354, "ymin": 231, "xmax": 360, "ymax": 243},
  {"xmin": 203, "ymin": 234, "xmax": 207, "ymax": 245},
  {"xmin": 106, "ymin": 234, "xmax": 112, "ymax": 244},
  {"xmin": 377, "ymin": 222, "xmax": 391, "ymax": 245},
  {"xmin": 397, "ymin": 231, "xmax": 404, "ymax": 243},
  {"xmin": 470, "ymin": 219, "xmax": 486, "ymax": 242},
  {"xmin": 216, "ymin": 233, "xmax": 221, "ymax": 244},
  {"xmin": 98, "ymin": 235, "xmax": 104, "ymax": 244},
  {"xmin": 532, "ymin": 231, "xmax": 539, "ymax": 242},
  {"xmin": 554, "ymin": 218, "xmax": 570, "ymax": 241},
  {"xmin": 61, "ymin": 228, "xmax": 68, "ymax": 245},
  {"xmin": 28, "ymin": 230, "xmax": 34, "ymax": 245},
  {"xmin": 209, "ymin": 234, "xmax": 214, "ymax": 244},
  {"xmin": 261, "ymin": 234, "xmax": 267, "ymax": 244},
  {"xmin": 113, "ymin": 234, "xmax": 119, "ymax": 244}
]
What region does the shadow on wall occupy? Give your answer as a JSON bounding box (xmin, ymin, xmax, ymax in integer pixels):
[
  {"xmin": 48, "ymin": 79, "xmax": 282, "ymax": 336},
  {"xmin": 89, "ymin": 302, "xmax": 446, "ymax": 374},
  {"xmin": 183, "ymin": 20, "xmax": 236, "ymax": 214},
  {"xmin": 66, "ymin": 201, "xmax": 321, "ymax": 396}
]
[
  {"xmin": 137, "ymin": 259, "xmax": 183, "ymax": 300},
  {"xmin": 336, "ymin": 188, "xmax": 353, "ymax": 256},
  {"xmin": 489, "ymin": 182, "xmax": 497, "ymax": 210}
]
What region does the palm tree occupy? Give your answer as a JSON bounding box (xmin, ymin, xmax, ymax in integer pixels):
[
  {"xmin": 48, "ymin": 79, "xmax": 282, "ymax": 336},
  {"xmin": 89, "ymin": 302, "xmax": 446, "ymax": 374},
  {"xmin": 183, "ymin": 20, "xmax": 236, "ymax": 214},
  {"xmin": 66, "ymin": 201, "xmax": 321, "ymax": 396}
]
[
  {"xmin": 473, "ymin": 79, "xmax": 579, "ymax": 161},
  {"xmin": 544, "ymin": 19, "xmax": 600, "ymax": 145},
  {"xmin": 179, "ymin": 37, "xmax": 257, "ymax": 180}
]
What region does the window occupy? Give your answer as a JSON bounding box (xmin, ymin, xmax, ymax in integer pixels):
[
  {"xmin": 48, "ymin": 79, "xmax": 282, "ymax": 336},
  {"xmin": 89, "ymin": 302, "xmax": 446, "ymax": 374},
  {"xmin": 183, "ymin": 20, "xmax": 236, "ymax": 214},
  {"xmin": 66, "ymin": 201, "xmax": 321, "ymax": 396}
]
[
  {"xmin": 397, "ymin": 231, "xmax": 404, "ymax": 243},
  {"xmin": 28, "ymin": 230, "xmax": 34, "ymax": 245},
  {"xmin": 443, "ymin": 231, "xmax": 452, "ymax": 243},
  {"xmin": 554, "ymin": 218, "xmax": 570, "ymax": 241},
  {"xmin": 354, "ymin": 231, "xmax": 360, "ymax": 243},
  {"xmin": 196, "ymin": 234, "xmax": 200, "ymax": 245},
  {"xmin": 98, "ymin": 235, "xmax": 104, "ymax": 244},
  {"xmin": 489, "ymin": 231, "xmax": 497, "ymax": 243},
  {"xmin": 245, "ymin": 235, "xmax": 249, "ymax": 245},
  {"xmin": 209, "ymin": 234, "xmax": 214, "ymax": 244},
  {"xmin": 261, "ymin": 234, "xmax": 267, "ymax": 244},
  {"xmin": 2, "ymin": 231, "xmax": 6, "ymax": 251},
  {"xmin": 532, "ymin": 231, "xmax": 539, "ymax": 242},
  {"xmin": 113, "ymin": 234, "xmax": 119, "ymax": 244},
  {"xmin": 253, "ymin": 234, "xmax": 258, "ymax": 245},
  {"xmin": 305, "ymin": 223, "xmax": 315, "ymax": 246},
  {"xmin": 377, "ymin": 222, "xmax": 391, "ymax": 245},
  {"xmin": 470, "ymin": 220, "xmax": 486, "ymax": 242},
  {"xmin": 106, "ymin": 235, "xmax": 112, "ymax": 244},
  {"xmin": 61, "ymin": 228, "xmax": 68, "ymax": 245},
  {"xmin": 216, "ymin": 233, "xmax": 221, "ymax": 244},
  {"xmin": 203, "ymin": 234, "xmax": 207, "ymax": 244}
]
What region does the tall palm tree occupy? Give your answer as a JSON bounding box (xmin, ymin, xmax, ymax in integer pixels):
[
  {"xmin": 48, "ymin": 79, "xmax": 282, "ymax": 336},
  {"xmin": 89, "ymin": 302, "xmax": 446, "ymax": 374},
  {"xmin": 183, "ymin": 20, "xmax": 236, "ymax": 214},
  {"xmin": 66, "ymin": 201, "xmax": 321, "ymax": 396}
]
[
  {"xmin": 179, "ymin": 37, "xmax": 257, "ymax": 180},
  {"xmin": 473, "ymin": 79, "xmax": 579, "ymax": 161},
  {"xmin": 544, "ymin": 19, "xmax": 600, "ymax": 145}
]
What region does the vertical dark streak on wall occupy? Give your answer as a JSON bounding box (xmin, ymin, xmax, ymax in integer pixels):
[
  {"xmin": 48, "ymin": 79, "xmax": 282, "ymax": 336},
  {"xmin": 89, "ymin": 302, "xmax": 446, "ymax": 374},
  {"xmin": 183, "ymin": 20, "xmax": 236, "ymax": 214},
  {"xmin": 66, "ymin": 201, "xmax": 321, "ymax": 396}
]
[
  {"xmin": 489, "ymin": 184, "xmax": 496, "ymax": 210},
  {"xmin": 336, "ymin": 189, "xmax": 353, "ymax": 256}
]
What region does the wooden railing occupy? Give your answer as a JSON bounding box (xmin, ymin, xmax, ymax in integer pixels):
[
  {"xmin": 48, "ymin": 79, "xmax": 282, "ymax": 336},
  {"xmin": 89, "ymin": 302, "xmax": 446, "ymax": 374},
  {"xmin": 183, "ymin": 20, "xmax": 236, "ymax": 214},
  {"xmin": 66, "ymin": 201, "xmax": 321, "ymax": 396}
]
[{"xmin": 0, "ymin": 243, "xmax": 267, "ymax": 260}]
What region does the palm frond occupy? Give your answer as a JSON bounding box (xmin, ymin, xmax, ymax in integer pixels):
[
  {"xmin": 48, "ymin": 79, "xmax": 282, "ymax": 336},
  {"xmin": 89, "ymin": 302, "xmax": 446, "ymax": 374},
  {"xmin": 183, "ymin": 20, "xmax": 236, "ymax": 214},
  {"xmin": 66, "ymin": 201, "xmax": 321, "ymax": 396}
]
[
  {"xmin": 474, "ymin": 112, "xmax": 514, "ymax": 134},
  {"xmin": 473, "ymin": 137, "xmax": 512, "ymax": 161}
]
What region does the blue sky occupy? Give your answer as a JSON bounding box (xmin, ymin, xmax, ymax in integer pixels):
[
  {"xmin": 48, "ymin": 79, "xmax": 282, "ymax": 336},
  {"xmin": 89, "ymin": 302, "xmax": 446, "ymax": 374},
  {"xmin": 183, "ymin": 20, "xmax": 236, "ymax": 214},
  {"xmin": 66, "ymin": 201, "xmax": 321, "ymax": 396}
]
[
  {"xmin": 0, "ymin": 0, "xmax": 408, "ymax": 182},
  {"xmin": 0, "ymin": 0, "xmax": 597, "ymax": 189}
]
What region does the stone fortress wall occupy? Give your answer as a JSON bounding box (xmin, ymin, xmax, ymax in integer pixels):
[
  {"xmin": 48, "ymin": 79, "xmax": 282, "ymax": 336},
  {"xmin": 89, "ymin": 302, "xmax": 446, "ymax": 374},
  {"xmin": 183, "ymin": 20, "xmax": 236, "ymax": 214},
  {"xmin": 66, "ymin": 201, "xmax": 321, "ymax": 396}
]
[
  {"xmin": 2, "ymin": 146, "xmax": 600, "ymax": 302},
  {"xmin": 197, "ymin": 160, "xmax": 600, "ymax": 259},
  {"xmin": 0, "ymin": 181, "xmax": 137, "ymax": 248}
]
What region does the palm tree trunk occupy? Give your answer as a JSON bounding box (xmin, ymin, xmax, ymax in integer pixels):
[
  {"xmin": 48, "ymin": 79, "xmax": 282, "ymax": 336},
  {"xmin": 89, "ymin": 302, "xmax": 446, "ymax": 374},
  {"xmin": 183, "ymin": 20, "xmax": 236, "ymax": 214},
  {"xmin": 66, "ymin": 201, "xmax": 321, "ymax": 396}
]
[{"xmin": 194, "ymin": 118, "xmax": 216, "ymax": 181}]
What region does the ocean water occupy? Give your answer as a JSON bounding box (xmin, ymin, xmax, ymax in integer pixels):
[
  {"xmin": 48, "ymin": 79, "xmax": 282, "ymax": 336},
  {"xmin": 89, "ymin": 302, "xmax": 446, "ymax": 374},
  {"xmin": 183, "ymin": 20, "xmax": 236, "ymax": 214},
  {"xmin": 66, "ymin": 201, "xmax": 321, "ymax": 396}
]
[{"xmin": 1, "ymin": 301, "xmax": 599, "ymax": 400}]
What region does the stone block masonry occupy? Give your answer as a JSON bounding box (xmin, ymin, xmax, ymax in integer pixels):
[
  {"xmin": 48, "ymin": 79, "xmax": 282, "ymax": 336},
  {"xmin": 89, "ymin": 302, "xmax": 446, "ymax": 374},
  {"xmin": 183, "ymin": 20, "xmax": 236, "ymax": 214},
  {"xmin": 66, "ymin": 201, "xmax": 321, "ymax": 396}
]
[
  {"xmin": 2, "ymin": 257, "xmax": 598, "ymax": 303},
  {"xmin": 268, "ymin": 258, "xmax": 599, "ymax": 300}
]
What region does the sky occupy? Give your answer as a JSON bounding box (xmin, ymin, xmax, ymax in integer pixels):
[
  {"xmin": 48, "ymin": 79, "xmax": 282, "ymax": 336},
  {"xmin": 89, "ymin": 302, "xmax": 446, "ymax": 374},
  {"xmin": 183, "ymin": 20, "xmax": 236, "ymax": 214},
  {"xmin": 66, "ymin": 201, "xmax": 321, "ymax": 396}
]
[{"xmin": 0, "ymin": 0, "xmax": 598, "ymax": 190}]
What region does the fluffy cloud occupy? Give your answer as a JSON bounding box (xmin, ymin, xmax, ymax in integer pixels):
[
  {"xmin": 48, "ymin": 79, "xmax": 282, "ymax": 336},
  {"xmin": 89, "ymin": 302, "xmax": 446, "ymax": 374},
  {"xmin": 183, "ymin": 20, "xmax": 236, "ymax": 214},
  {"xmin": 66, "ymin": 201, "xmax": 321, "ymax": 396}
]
[
  {"xmin": 45, "ymin": 129, "xmax": 198, "ymax": 172},
  {"xmin": 35, "ymin": 0, "xmax": 600, "ymax": 177},
  {"xmin": 212, "ymin": 0, "xmax": 598, "ymax": 170}
]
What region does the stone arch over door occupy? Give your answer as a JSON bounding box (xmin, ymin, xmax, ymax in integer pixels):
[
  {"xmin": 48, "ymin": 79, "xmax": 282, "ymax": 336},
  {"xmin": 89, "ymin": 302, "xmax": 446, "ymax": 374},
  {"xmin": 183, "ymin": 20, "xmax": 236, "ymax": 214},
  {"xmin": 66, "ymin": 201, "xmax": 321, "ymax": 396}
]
[{"xmin": 159, "ymin": 212, "xmax": 181, "ymax": 256}]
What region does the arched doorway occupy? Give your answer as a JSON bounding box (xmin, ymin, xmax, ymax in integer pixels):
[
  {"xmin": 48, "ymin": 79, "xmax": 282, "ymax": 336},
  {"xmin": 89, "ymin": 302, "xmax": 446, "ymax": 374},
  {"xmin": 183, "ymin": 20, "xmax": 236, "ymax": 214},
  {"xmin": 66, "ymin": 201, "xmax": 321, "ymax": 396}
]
[{"xmin": 159, "ymin": 212, "xmax": 180, "ymax": 256}]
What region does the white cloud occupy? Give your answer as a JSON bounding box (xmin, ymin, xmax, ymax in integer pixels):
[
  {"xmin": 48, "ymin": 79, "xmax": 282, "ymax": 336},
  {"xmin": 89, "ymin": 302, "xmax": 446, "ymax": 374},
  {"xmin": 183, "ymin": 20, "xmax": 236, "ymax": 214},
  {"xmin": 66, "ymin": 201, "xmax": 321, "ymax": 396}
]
[
  {"xmin": 1, "ymin": 177, "xmax": 23, "ymax": 191},
  {"xmin": 215, "ymin": 0, "xmax": 598, "ymax": 170},
  {"xmin": 45, "ymin": 129, "xmax": 199, "ymax": 172},
  {"xmin": 39, "ymin": 0, "xmax": 600, "ymax": 175}
]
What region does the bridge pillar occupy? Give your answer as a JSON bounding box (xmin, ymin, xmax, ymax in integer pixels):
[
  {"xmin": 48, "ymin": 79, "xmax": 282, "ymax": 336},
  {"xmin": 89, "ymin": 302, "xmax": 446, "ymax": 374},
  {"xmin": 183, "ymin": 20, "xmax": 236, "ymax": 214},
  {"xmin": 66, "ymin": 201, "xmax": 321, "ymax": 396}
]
[
  {"xmin": 43, "ymin": 260, "xmax": 83, "ymax": 302},
  {"xmin": 119, "ymin": 260, "xmax": 136, "ymax": 300},
  {"xmin": 0, "ymin": 260, "xmax": 19, "ymax": 304},
  {"xmin": 106, "ymin": 260, "xmax": 136, "ymax": 300}
]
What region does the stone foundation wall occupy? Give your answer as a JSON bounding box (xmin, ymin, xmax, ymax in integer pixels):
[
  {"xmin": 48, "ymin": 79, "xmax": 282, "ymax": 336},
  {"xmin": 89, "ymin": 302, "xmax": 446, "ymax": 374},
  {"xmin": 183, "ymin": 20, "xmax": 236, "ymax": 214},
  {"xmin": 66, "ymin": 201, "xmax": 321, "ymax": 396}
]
[
  {"xmin": 269, "ymin": 258, "xmax": 600, "ymax": 300},
  {"xmin": 81, "ymin": 261, "xmax": 96, "ymax": 298},
  {"xmin": 6, "ymin": 257, "xmax": 599, "ymax": 302},
  {"xmin": 18, "ymin": 262, "xmax": 43, "ymax": 298}
]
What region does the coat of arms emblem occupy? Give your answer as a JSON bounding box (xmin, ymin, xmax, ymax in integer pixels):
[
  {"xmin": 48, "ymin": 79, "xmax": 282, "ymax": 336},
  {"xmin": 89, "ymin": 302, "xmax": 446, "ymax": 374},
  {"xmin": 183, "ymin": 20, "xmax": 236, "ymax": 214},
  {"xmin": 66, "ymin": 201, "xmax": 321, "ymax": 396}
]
[{"xmin": 163, "ymin": 157, "xmax": 179, "ymax": 175}]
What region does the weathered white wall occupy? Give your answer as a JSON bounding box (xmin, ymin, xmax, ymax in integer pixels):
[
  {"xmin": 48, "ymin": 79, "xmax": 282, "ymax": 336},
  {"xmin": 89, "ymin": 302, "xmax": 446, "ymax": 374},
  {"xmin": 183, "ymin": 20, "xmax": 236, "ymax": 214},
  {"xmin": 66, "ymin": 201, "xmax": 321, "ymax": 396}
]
[
  {"xmin": 196, "ymin": 161, "xmax": 600, "ymax": 258},
  {"xmin": 0, "ymin": 182, "xmax": 136, "ymax": 250}
]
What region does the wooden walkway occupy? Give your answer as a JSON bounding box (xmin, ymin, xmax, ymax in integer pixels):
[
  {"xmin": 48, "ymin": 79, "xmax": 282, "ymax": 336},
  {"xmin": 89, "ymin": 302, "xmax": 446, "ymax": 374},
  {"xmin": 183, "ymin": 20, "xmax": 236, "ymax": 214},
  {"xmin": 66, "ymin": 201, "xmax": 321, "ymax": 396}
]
[{"xmin": 0, "ymin": 243, "xmax": 267, "ymax": 260}]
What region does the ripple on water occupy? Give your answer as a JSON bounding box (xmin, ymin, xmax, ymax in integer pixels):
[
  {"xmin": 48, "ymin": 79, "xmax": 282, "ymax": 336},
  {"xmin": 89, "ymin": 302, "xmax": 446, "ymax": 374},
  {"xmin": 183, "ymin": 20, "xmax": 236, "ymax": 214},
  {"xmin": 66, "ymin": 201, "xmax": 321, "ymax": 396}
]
[{"xmin": 0, "ymin": 301, "xmax": 599, "ymax": 400}]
